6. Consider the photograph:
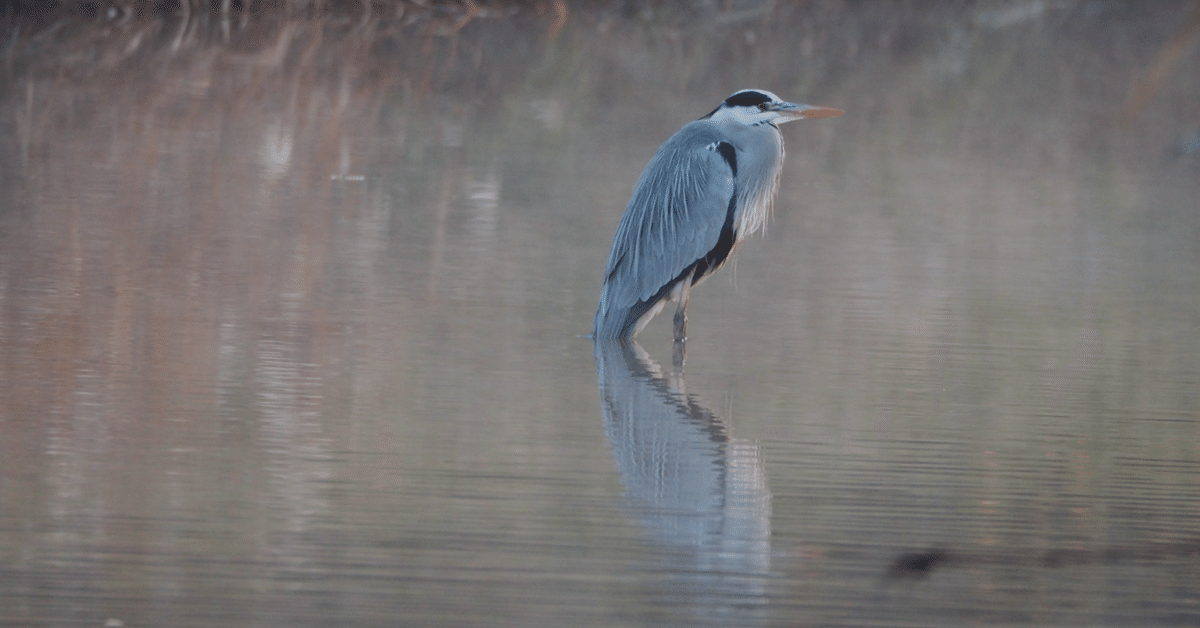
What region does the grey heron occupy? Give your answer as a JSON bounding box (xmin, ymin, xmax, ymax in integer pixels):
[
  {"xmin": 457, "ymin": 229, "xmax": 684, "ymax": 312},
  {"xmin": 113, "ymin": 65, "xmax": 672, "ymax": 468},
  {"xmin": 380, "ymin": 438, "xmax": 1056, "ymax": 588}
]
[{"xmin": 593, "ymin": 89, "xmax": 842, "ymax": 341}]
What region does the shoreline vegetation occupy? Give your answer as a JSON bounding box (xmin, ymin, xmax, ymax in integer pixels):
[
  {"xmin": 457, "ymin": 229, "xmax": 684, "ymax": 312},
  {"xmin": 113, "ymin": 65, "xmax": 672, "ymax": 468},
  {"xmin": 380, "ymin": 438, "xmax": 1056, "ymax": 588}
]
[
  {"xmin": 4, "ymin": 3, "xmax": 1195, "ymax": 132},
  {"xmin": 0, "ymin": 1, "xmax": 1195, "ymax": 195}
]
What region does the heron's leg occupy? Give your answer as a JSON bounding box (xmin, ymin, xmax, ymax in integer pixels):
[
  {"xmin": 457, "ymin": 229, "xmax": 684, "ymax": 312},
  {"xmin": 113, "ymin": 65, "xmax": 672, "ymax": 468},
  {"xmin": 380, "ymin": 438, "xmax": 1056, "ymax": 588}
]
[
  {"xmin": 673, "ymin": 276, "xmax": 692, "ymax": 344},
  {"xmin": 673, "ymin": 306, "xmax": 688, "ymax": 343}
]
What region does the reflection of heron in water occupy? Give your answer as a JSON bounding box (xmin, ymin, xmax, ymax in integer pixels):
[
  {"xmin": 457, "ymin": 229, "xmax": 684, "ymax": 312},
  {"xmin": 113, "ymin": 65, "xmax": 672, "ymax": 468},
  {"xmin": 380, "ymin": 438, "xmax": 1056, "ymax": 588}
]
[{"xmin": 594, "ymin": 339, "xmax": 771, "ymax": 625}]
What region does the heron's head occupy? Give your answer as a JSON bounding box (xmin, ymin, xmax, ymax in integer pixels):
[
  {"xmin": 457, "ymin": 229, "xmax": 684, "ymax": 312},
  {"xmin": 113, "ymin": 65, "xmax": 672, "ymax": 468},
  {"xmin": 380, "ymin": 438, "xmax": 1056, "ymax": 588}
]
[{"xmin": 704, "ymin": 89, "xmax": 843, "ymax": 127}]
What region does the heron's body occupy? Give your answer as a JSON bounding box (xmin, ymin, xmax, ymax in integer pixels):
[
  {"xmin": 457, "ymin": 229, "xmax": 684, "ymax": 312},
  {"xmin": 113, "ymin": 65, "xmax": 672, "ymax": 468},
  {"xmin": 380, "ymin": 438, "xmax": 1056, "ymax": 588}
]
[{"xmin": 593, "ymin": 89, "xmax": 842, "ymax": 340}]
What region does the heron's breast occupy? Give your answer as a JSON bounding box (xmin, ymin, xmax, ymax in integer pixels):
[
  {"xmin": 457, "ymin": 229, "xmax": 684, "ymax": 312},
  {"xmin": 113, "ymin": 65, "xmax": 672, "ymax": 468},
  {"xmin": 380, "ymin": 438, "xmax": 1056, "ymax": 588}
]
[{"xmin": 732, "ymin": 142, "xmax": 784, "ymax": 238}]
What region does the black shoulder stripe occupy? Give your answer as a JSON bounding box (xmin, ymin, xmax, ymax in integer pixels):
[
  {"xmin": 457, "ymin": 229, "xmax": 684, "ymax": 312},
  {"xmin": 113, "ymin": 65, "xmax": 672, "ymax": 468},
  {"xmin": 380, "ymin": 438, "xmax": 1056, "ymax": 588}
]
[{"xmin": 714, "ymin": 141, "xmax": 737, "ymax": 177}]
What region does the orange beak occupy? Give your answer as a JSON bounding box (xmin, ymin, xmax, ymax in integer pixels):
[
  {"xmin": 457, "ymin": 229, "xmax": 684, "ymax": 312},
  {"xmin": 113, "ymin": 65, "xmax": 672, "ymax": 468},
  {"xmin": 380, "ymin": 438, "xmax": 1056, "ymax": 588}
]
[
  {"xmin": 795, "ymin": 105, "xmax": 844, "ymax": 118},
  {"xmin": 774, "ymin": 103, "xmax": 844, "ymax": 120}
]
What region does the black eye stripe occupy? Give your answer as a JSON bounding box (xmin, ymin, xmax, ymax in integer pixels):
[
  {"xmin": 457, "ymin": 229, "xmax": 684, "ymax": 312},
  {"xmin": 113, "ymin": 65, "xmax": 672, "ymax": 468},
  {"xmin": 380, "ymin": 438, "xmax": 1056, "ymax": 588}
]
[{"xmin": 724, "ymin": 90, "xmax": 772, "ymax": 108}]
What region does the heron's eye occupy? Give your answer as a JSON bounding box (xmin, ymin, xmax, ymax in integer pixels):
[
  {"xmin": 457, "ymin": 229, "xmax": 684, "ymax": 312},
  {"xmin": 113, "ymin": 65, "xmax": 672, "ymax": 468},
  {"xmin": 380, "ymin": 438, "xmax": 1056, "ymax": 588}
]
[{"xmin": 758, "ymin": 103, "xmax": 769, "ymax": 111}]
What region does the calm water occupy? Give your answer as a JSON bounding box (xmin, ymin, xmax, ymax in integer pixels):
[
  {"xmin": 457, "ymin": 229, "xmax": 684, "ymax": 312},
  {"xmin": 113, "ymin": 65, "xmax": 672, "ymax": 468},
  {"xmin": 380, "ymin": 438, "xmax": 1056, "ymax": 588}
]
[{"xmin": 2, "ymin": 3, "xmax": 1200, "ymax": 626}]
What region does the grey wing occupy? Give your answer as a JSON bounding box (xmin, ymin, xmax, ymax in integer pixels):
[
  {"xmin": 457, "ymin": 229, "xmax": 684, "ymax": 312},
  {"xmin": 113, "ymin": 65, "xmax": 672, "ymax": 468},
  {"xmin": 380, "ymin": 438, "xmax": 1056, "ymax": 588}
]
[{"xmin": 594, "ymin": 123, "xmax": 736, "ymax": 338}]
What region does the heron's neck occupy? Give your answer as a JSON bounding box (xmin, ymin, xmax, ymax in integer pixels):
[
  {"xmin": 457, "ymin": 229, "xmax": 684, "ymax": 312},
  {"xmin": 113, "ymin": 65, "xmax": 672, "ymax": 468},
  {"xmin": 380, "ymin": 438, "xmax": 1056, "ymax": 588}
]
[{"xmin": 727, "ymin": 124, "xmax": 785, "ymax": 239}]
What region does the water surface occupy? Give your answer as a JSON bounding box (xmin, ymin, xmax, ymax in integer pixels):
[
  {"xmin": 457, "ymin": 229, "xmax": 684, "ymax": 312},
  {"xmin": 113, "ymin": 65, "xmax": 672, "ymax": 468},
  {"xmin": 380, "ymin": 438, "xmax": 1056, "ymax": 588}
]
[{"xmin": 2, "ymin": 3, "xmax": 1199, "ymax": 626}]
